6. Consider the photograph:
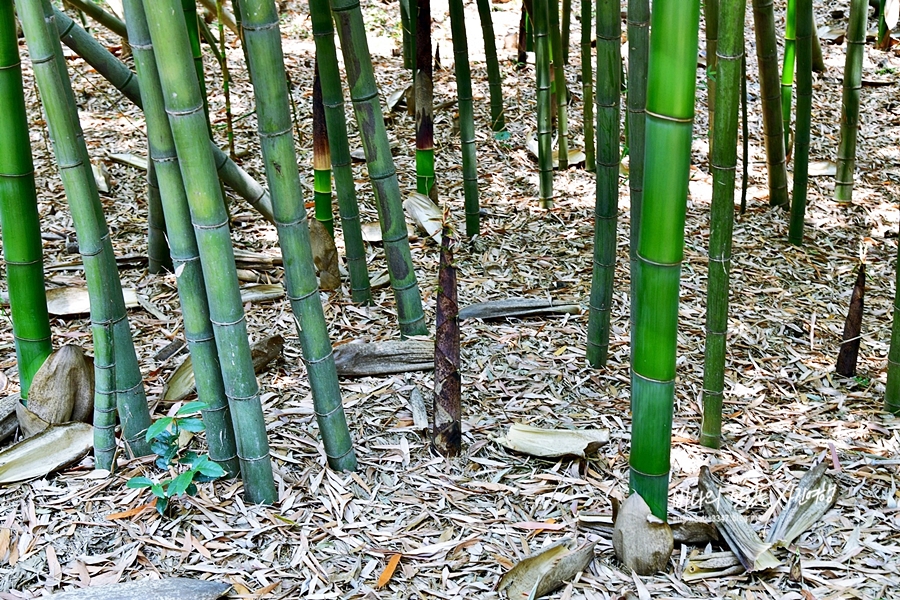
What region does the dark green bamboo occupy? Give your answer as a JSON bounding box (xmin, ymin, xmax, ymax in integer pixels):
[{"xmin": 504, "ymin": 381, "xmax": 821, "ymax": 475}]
[
  {"xmin": 146, "ymin": 161, "xmax": 172, "ymax": 273},
  {"xmin": 580, "ymin": 0, "xmax": 594, "ymax": 171},
  {"xmin": 788, "ymin": 0, "xmax": 812, "ymax": 245},
  {"xmin": 475, "ymin": 0, "xmax": 506, "ymax": 137},
  {"xmin": 835, "ymin": 0, "xmax": 866, "ymax": 203},
  {"xmin": 327, "ymin": 0, "xmax": 428, "ymax": 336},
  {"xmin": 309, "ymin": 0, "xmax": 371, "ymax": 304},
  {"xmin": 781, "ymin": 0, "xmax": 796, "ymax": 157},
  {"xmin": 586, "ymin": 0, "xmax": 620, "ymax": 368},
  {"xmin": 561, "ymin": 0, "xmax": 571, "ymax": 64},
  {"xmin": 238, "ymin": 0, "xmax": 357, "ymax": 471},
  {"xmin": 0, "ymin": 0, "xmax": 53, "ymax": 401},
  {"xmin": 122, "ymin": 0, "xmax": 239, "ymax": 477},
  {"xmin": 886, "ymin": 220, "xmax": 900, "ymax": 415},
  {"xmin": 64, "ymin": 0, "xmax": 127, "ymax": 37},
  {"xmin": 548, "ymin": 0, "xmax": 568, "ymax": 170},
  {"xmin": 705, "ymin": 0, "xmax": 718, "ymax": 143},
  {"xmin": 182, "ymin": 0, "xmax": 209, "ymax": 126},
  {"xmin": 400, "ymin": 0, "xmax": 413, "ymax": 69},
  {"xmin": 630, "ymin": 0, "xmax": 701, "ymax": 521},
  {"xmin": 143, "ymin": 0, "xmax": 276, "ymax": 503},
  {"xmin": 312, "ymin": 65, "xmax": 334, "ymax": 238},
  {"xmin": 17, "ymin": 0, "xmax": 152, "ymax": 463},
  {"xmin": 812, "ymin": 21, "xmax": 825, "ymax": 73},
  {"xmin": 534, "ymin": 0, "xmax": 553, "ymax": 207},
  {"xmin": 700, "ymin": 0, "xmax": 745, "ymax": 449},
  {"xmin": 415, "ymin": 0, "xmax": 436, "ymax": 199},
  {"xmin": 751, "ymin": 0, "xmax": 789, "ymax": 208},
  {"xmin": 740, "ymin": 51, "xmax": 749, "ymax": 213},
  {"xmin": 877, "ymin": 0, "xmax": 890, "ymax": 49},
  {"xmin": 215, "ymin": 0, "xmax": 235, "ymax": 158},
  {"xmin": 51, "ymin": 7, "xmax": 276, "ymax": 223},
  {"xmin": 627, "ymin": 0, "xmax": 649, "ymax": 263},
  {"xmin": 448, "ymin": 0, "xmax": 480, "ymax": 237}
]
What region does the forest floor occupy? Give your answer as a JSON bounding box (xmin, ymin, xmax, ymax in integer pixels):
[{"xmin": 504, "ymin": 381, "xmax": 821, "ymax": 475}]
[{"xmin": 0, "ymin": 0, "xmax": 899, "ymax": 598}]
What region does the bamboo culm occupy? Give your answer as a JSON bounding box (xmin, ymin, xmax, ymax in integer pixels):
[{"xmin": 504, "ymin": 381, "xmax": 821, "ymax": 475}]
[
  {"xmin": 475, "ymin": 0, "xmax": 506, "ymax": 136},
  {"xmin": 580, "ymin": 0, "xmax": 594, "ymax": 171},
  {"xmin": 415, "ymin": 0, "xmax": 436, "ymax": 200},
  {"xmin": 781, "ymin": 0, "xmax": 796, "ymax": 157},
  {"xmin": 788, "ymin": 0, "xmax": 813, "ymax": 245},
  {"xmin": 312, "ymin": 64, "xmax": 335, "ymax": 238},
  {"xmin": 534, "ymin": 0, "xmax": 553, "ymax": 207},
  {"xmin": 548, "ymin": 0, "xmax": 569, "ymax": 170},
  {"xmin": 835, "ymin": 0, "xmax": 867, "ymax": 203}
]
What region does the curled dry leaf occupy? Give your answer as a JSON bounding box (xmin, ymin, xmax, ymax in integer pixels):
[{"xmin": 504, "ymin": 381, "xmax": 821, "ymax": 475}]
[
  {"xmin": 459, "ymin": 298, "xmax": 581, "ymax": 321},
  {"xmin": 612, "ymin": 493, "xmax": 674, "ymax": 575},
  {"xmin": 403, "ymin": 193, "xmax": 442, "ymax": 243},
  {"xmin": 682, "ymin": 550, "xmax": 745, "ymax": 582},
  {"xmin": 766, "ymin": 462, "xmax": 838, "ymax": 548},
  {"xmin": 44, "ymin": 287, "xmax": 139, "ymax": 316},
  {"xmin": 360, "ymin": 221, "xmax": 416, "ymax": 243},
  {"xmin": 16, "ymin": 345, "xmax": 94, "ymax": 438},
  {"xmin": 0, "ymin": 422, "xmax": 93, "ymax": 484},
  {"xmin": 525, "ymin": 133, "xmax": 587, "ymax": 168},
  {"xmin": 238, "ymin": 284, "xmax": 285, "ymax": 304},
  {"xmin": 495, "ymin": 423, "xmax": 609, "ymax": 458},
  {"xmin": 496, "ymin": 537, "xmax": 596, "ymax": 599}
]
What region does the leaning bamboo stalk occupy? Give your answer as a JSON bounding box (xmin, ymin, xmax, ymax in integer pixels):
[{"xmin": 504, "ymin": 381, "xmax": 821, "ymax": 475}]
[
  {"xmin": 700, "ymin": 0, "xmax": 745, "ymax": 448},
  {"xmin": 788, "ymin": 0, "xmax": 812, "ymax": 246},
  {"xmin": 308, "ymin": 0, "xmax": 371, "ymax": 304},
  {"xmin": 0, "ymin": 0, "xmax": 53, "ymax": 401},
  {"xmin": 834, "ymin": 0, "xmax": 867, "ymax": 203},
  {"xmin": 142, "ymin": 0, "xmax": 276, "ymax": 502},
  {"xmin": 586, "ymin": 0, "xmax": 620, "ymax": 368},
  {"xmin": 327, "ymin": 0, "xmax": 428, "ymax": 336},
  {"xmin": 51, "ymin": 7, "xmax": 276, "ymax": 223},
  {"xmin": 751, "ymin": 0, "xmax": 789, "ymax": 208},
  {"xmin": 534, "ymin": 0, "xmax": 553, "ymax": 207},
  {"xmin": 64, "ymin": 0, "xmax": 127, "ymax": 37},
  {"xmin": 17, "ymin": 0, "xmax": 152, "ymax": 463},
  {"xmin": 122, "ymin": 0, "xmax": 240, "ymax": 477},
  {"xmin": 475, "ymin": 0, "xmax": 506, "ymax": 136},
  {"xmin": 580, "ymin": 0, "xmax": 594, "ymax": 171}
]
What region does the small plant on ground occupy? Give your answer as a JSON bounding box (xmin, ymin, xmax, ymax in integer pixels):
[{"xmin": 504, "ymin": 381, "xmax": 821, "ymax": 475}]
[{"xmin": 127, "ymin": 401, "xmax": 226, "ymax": 514}]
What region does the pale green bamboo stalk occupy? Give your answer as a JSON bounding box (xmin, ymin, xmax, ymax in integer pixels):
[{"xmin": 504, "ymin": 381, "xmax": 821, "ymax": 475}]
[
  {"xmin": 548, "ymin": 0, "xmax": 568, "ymax": 170},
  {"xmin": 835, "ymin": 0, "xmax": 866, "ymax": 203}
]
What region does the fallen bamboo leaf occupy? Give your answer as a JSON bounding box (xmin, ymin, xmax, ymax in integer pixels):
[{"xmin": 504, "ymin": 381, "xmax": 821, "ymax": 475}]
[
  {"xmin": 612, "ymin": 493, "xmax": 673, "ymax": 575},
  {"xmin": 238, "ymin": 284, "xmax": 285, "ymax": 304},
  {"xmin": 403, "ymin": 193, "xmax": 442, "ymax": 243},
  {"xmin": 0, "ymin": 422, "xmax": 92, "ymax": 484},
  {"xmin": 459, "ymin": 298, "xmax": 581, "ymax": 320},
  {"xmin": 360, "ymin": 222, "xmax": 416, "ymax": 243},
  {"xmin": 165, "ymin": 336, "xmax": 284, "ymax": 401},
  {"xmin": 408, "ymin": 387, "xmax": 429, "ymax": 430},
  {"xmin": 45, "ymin": 287, "xmax": 139, "ymax": 316},
  {"xmin": 807, "ymin": 160, "xmax": 837, "ymax": 176},
  {"xmin": 376, "ymin": 553, "xmax": 402, "ymax": 588},
  {"xmin": 108, "ymin": 152, "xmax": 149, "ymax": 171},
  {"xmin": 46, "ymin": 577, "xmax": 231, "ymax": 599},
  {"xmin": 16, "ymin": 345, "xmax": 94, "ymax": 438},
  {"xmin": 0, "ymin": 394, "xmax": 19, "ymax": 443},
  {"xmin": 682, "ymin": 550, "xmax": 745, "ymax": 582},
  {"xmin": 496, "ymin": 538, "xmax": 596, "ymax": 599},
  {"xmin": 106, "ymin": 500, "xmax": 156, "ymax": 521},
  {"xmin": 698, "ymin": 466, "xmax": 780, "ymax": 572},
  {"xmin": 387, "ymin": 84, "xmax": 412, "ymax": 111},
  {"xmin": 92, "ymin": 162, "xmax": 111, "ymax": 193},
  {"xmin": 333, "ymin": 339, "xmax": 434, "ymax": 378},
  {"xmin": 495, "ymin": 423, "xmax": 609, "ymax": 458},
  {"xmin": 526, "ymin": 133, "xmax": 587, "ymax": 168},
  {"xmin": 766, "ymin": 462, "xmax": 838, "ymax": 548}
]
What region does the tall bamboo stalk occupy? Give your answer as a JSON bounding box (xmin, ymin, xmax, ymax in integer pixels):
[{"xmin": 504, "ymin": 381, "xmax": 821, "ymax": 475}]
[
  {"xmin": 580, "ymin": 0, "xmax": 594, "ymax": 171},
  {"xmin": 534, "ymin": 0, "xmax": 553, "ymax": 207},
  {"xmin": 64, "ymin": 0, "xmax": 127, "ymax": 37},
  {"xmin": 400, "ymin": 0, "xmax": 413, "ymax": 69},
  {"xmin": 586, "ymin": 0, "xmax": 620, "ymax": 368},
  {"xmin": 0, "ymin": 0, "xmax": 53, "ymax": 401},
  {"xmin": 751, "ymin": 0, "xmax": 789, "ymax": 208},
  {"xmin": 143, "ymin": 0, "xmax": 276, "ymax": 503},
  {"xmin": 561, "ymin": 0, "xmax": 571, "ymax": 64},
  {"xmin": 835, "ymin": 0, "xmax": 867, "ymax": 203},
  {"xmin": 328, "ymin": 0, "xmax": 428, "ymax": 336},
  {"xmin": 448, "ymin": 0, "xmax": 480, "ymax": 237},
  {"xmin": 122, "ymin": 0, "xmax": 240, "ymax": 477},
  {"xmin": 51, "ymin": 7, "xmax": 276, "ymax": 223},
  {"xmin": 788, "ymin": 0, "xmax": 812, "ymax": 245},
  {"xmin": 238, "ymin": 0, "xmax": 357, "ymax": 472},
  {"xmin": 17, "ymin": 0, "xmax": 152, "ymax": 463},
  {"xmin": 886, "ymin": 223, "xmax": 900, "ymax": 415},
  {"xmin": 548, "ymin": 0, "xmax": 569, "ymax": 170},
  {"xmin": 415, "ymin": 0, "xmax": 436, "ymax": 200},
  {"xmin": 705, "ymin": 0, "xmax": 718, "ymax": 142},
  {"xmin": 475, "ymin": 0, "xmax": 506, "ymax": 137},
  {"xmin": 627, "ymin": 0, "xmax": 649, "ymax": 266},
  {"xmin": 309, "ymin": 0, "xmax": 371, "ymax": 304},
  {"xmin": 182, "ymin": 0, "xmax": 210, "ymax": 128},
  {"xmin": 781, "ymin": 0, "xmax": 796, "ymax": 157},
  {"xmin": 630, "ymin": 0, "xmax": 701, "ymax": 521},
  {"xmin": 312, "ymin": 64, "xmax": 334, "ymax": 238},
  {"xmin": 700, "ymin": 0, "xmax": 746, "ymax": 449},
  {"xmin": 146, "ymin": 162, "xmax": 172, "ymax": 273}
]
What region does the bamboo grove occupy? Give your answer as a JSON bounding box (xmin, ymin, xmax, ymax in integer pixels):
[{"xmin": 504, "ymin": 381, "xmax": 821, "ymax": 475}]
[{"xmin": 0, "ymin": 0, "xmax": 897, "ymax": 521}]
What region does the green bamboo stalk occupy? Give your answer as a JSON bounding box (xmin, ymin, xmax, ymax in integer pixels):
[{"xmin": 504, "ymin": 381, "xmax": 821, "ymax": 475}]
[
  {"xmin": 630, "ymin": 0, "xmax": 701, "ymax": 521},
  {"xmin": 122, "ymin": 0, "xmax": 240, "ymax": 477},
  {"xmin": 877, "ymin": 0, "xmax": 890, "ymax": 49},
  {"xmin": 217, "ymin": 0, "xmax": 236, "ymax": 158},
  {"xmin": 740, "ymin": 51, "xmax": 749, "ymax": 213},
  {"xmin": 64, "ymin": 0, "xmax": 127, "ymax": 37},
  {"xmin": 400, "ymin": 0, "xmax": 413, "ymax": 70},
  {"xmin": 312, "ymin": 64, "xmax": 335, "ymax": 238},
  {"xmin": 812, "ymin": 20, "xmax": 825, "ymax": 73},
  {"xmin": 51, "ymin": 7, "xmax": 276, "ymax": 223},
  {"xmin": 143, "ymin": 0, "xmax": 276, "ymax": 502},
  {"xmin": 309, "ymin": 0, "xmax": 371, "ymax": 304},
  {"xmin": 448, "ymin": 0, "xmax": 480, "ymax": 237},
  {"xmin": 627, "ymin": 0, "xmax": 649, "ymax": 263},
  {"xmin": 781, "ymin": 0, "xmax": 796, "ymax": 157},
  {"xmin": 788, "ymin": 0, "xmax": 812, "ymax": 245},
  {"xmin": 415, "ymin": 0, "xmax": 436, "ymax": 199},
  {"xmin": 17, "ymin": 0, "xmax": 152, "ymax": 463},
  {"xmin": 700, "ymin": 0, "xmax": 745, "ymax": 449},
  {"xmin": 835, "ymin": 0, "xmax": 866, "ymax": 203},
  {"xmin": 751, "ymin": 0, "xmax": 789, "ymax": 208},
  {"xmin": 475, "ymin": 0, "xmax": 506, "ymax": 137},
  {"xmin": 886, "ymin": 221, "xmax": 900, "ymax": 415},
  {"xmin": 0, "ymin": 0, "xmax": 53, "ymax": 401},
  {"xmin": 561, "ymin": 0, "xmax": 571, "ymax": 64},
  {"xmin": 705, "ymin": 0, "xmax": 718, "ymax": 143},
  {"xmin": 146, "ymin": 161, "xmax": 172, "ymax": 273},
  {"xmin": 182, "ymin": 0, "xmax": 209, "ymax": 124},
  {"xmin": 580, "ymin": 0, "xmax": 594, "ymax": 171},
  {"xmin": 586, "ymin": 0, "xmax": 620, "ymax": 368},
  {"xmin": 327, "ymin": 0, "xmax": 428, "ymax": 335},
  {"xmin": 548, "ymin": 0, "xmax": 568, "ymax": 170},
  {"xmin": 534, "ymin": 0, "xmax": 553, "ymax": 207},
  {"xmin": 238, "ymin": 0, "xmax": 357, "ymax": 471}
]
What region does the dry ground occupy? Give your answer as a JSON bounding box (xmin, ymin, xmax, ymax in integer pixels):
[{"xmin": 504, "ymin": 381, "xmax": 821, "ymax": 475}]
[{"xmin": 0, "ymin": 0, "xmax": 899, "ymax": 598}]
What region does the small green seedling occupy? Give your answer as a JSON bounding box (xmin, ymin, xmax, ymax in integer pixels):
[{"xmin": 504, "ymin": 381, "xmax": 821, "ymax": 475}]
[{"xmin": 126, "ymin": 401, "xmax": 226, "ymax": 514}]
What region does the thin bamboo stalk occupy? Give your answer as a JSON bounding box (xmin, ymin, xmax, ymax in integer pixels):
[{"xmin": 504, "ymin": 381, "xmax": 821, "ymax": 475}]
[
  {"xmin": 64, "ymin": 0, "xmax": 127, "ymax": 37},
  {"xmin": 700, "ymin": 0, "xmax": 746, "ymax": 449},
  {"xmin": 548, "ymin": 0, "xmax": 568, "ymax": 170},
  {"xmin": 580, "ymin": 0, "xmax": 594, "ymax": 171},
  {"xmin": 781, "ymin": 0, "xmax": 796, "ymax": 157},
  {"xmin": 534, "ymin": 0, "xmax": 553, "ymax": 207},
  {"xmin": 886, "ymin": 222, "xmax": 900, "ymax": 415},
  {"xmin": 586, "ymin": 0, "xmax": 620, "ymax": 368},
  {"xmin": 238, "ymin": 0, "xmax": 357, "ymax": 471},
  {"xmin": 705, "ymin": 0, "xmax": 718, "ymax": 143},
  {"xmin": 835, "ymin": 0, "xmax": 866, "ymax": 203},
  {"xmin": 788, "ymin": 0, "xmax": 812, "ymax": 245},
  {"xmin": 146, "ymin": 161, "xmax": 172, "ymax": 273},
  {"xmin": 475, "ymin": 0, "xmax": 506, "ymax": 136},
  {"xmin": 415, "ymin": 0, "xmax": 436, "ymax": 199},
  {"xmin": 328, "ymin": 0, "xmax": 428, "ymax": 336},
  {"xmin": 143, "ymin": 0, "xmax": 276, "ymax": 502},
  {"xmin": 0, "ymin": 0, "xmax": 53, "ymax": 401},
  {"xmin": 627, "ymin": 0, "xmax": 649, "ymax": 264},
  {"xmin": 400, "ymin": 0, "xmax": 413, "ymax": 70},
  {"xmin": 312, "ymin": 64, "xmax": 334, "ymax": 238}
]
